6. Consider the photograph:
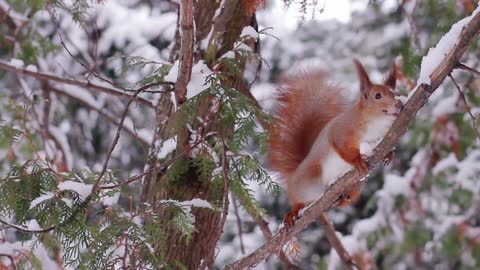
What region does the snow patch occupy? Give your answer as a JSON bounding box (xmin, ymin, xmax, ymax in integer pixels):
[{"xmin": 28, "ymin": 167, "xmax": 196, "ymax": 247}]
[
  {"xmin": 161, "ymin": 198, "xmax": 214, "ymax": 210},
  {"xmin": 186, "ymin": 61, "xmax": 214, "ymax": 99},
  {"xmin": 417, "ymin": 6, "xmax": 480, "ymax": 85},
  {"xmin": 30, "ymin": 192, "xmax": 55, "ymax": 209},
  {"xmin": 157, "ymin": 137, "xmax": 177, "ymax": 159},
  {"xmin": 25, "ymin": 64, "xmax": 38, "ymax": 72},
  {"xmin": 26, "ymin": 219, "xmax": 42, "ymax": 231},
  {"xmin": 9, "ymin": 58, "xmax": 24, "ymax": 68},
  {"xmin": 432, "ymin": 153, "xmax": 458, "ymax": 176},
  {"xmin": 58, "ymin": 181, "xmax": 93, "ymax": 201},
  {"xmin": 164, "ymin": 61, "xmax": 179, "ymax": 83},
  {"xmin": 0, "ymin": 241, "xmax": 28, "ymax": 256},
  {"xmin": 240, "ymin": 26, "xmax": 259, "ymax": 39},
  {"xmin": 100, "ymin": 190, "xmax": 120, "ymax": 207},
  {"xmin": 220, "ymin": 51, "xmax": 236, "ymax": 59}
]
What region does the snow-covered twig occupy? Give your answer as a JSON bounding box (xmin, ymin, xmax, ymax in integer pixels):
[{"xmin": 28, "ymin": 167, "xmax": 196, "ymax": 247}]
[
  {"xmin": 0, "ymin": 218, "xmax": 55, "ymax": 234},
  {"xmin": 224, "ymin": 7, "xmax": 480, "ymax": 270}
]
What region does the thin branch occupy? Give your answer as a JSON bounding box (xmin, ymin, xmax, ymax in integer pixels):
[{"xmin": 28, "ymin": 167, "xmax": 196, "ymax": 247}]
[
  {"xmin": 232, "ymin": 195, "xmax": 246, "ymax": 254},
  {"xmin": 0, "ymin": 60, "xmax": 154, "ymax": 108},
  {"xmin": 49, "ymin": 85, "xmax": 149, "ymax": 145},
  {"xmin": 0, "ymin": 218, "xmax": 56, "ymax": 234},
  {"xmin": 175, "ymin": 0, "xmax": 194, "ymax": 104},
  {"xmin": 318, "ymin": 214, "xmax": 357, "ymax": 270},
  {"xmin": 449, "ymin": 74, "xmax": 480, "ymax": 142},
  {"xmin": 91, "ymin": 82, "xmax": 157, "ymax": 194},
  {"xmin": 401, "ymin": 0, "xmax": 420, "ymax": 53},
  {"xmin": 456, "ymin": 62, "xmax": 480, "ymax": 76},
  {"xmin": 223, "ymin": 9, "xmax": 480, "ymax": 270}
]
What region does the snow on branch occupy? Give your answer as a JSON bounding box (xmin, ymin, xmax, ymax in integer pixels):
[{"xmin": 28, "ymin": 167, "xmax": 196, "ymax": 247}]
[{"xmin": 223, "ymin": 8, "xmax": 480, "ymax": 270}]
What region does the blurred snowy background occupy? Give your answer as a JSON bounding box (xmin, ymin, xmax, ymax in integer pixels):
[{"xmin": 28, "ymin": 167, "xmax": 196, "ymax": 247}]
[{"xmin": 1, "ymin": 0, "xmax": 480, "ymax": 269}]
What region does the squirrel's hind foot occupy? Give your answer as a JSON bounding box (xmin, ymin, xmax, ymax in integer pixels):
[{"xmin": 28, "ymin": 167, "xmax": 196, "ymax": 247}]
[{"xmin": 284, "ymin": 203, "xmax": 305, "ymax": 228}]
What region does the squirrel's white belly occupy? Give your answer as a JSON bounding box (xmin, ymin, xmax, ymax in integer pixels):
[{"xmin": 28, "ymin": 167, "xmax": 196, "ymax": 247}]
[
  {"xmin": 297, "ymin": 178, "xmax": 327, "ymax": 203},
  {"xmin": 295, "ymin": 150, "xmax": 352, "ymax": 204},
  {"xmin": 322, "ymin": 149, "xmax": 353, "ymax": 186}
]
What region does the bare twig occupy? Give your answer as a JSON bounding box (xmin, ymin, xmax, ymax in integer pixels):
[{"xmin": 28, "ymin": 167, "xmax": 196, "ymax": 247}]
[
  {"xmin": 49, "ymin": 85, "xmax": 150, "ymax": 145},
  {"xmin": 401, "ymin": 0, "xmax": 420, "ymax": 53},
  {"xmin": 0, "ymin": 218, "xmax": 56, "ymax": 234},
  {"xmin": 449, "ymin": 74, "xmax": 480, "ymax": 142},
  {"xmin": 0, "ymin": 60, "xmax": 154, "ymax": 108},
  {"xmin": 318, "ymin": 214, "xmax": 357, "ymax": 270},
  {"xmin": 91, "ymin": 82, "xmax": 158, "ymax": 194},
  {"xmin": 456, "ymin": 62, "xmax": 480, "ymax": 76},
  {"xmin": 223, "ymin": 9, "xmax": 480, "ymax": 270},
  {"xmin": 174, "ymin": 0, "xmax": 194, "ymax": 104},
  {"xmin": 232, "ymin": 195, "xmax": 246, "ymax": 254}
]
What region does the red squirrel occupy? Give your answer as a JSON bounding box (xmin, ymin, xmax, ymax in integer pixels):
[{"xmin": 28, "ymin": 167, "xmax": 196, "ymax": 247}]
[{"xmin": 268, "ymin": 59, "xmax": 403, "ymax": 226}]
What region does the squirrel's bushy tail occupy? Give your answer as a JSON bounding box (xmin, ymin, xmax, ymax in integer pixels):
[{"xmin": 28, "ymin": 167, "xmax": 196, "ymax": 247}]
[{"xmin": 268, "ymin": 71, "xmax": 347, "ymax": 178}]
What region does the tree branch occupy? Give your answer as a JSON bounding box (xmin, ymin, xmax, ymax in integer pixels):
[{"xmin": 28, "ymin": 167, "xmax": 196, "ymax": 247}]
[
  {"xmin": 49, "ymin": 85, "xmax": 150, "ymax": 146},
  {"xmin": 175, "ymin": 0, "xmax": 194, "ymax": 104},
  {"xmin": 223, "ymin": 9, "xmax": 480, "ymax": 270},
  {"xmin": 318, "ymin": 214, "xmax": 356, "ymax": 270},
  {"xmin": 0, "ymin": 60, "xmax": 154, "ymax": 108}
]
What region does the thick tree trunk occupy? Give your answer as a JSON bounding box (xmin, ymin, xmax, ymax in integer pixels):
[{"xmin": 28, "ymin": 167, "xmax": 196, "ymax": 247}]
[{"xmin": 141, "ymin": 1, "xmax": 253, "ymax": 269}]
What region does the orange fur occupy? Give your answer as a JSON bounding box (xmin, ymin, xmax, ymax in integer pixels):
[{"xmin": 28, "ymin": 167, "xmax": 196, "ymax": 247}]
[{"xmin": 268, "ymin": 71, "xmax": 346, "ymax": 178}]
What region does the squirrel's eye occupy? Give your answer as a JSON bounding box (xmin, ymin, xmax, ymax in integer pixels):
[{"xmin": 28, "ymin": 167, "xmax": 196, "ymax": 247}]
[{"xmin": 375, "ymin": 93, "xmax": 382, "ymax": 99}]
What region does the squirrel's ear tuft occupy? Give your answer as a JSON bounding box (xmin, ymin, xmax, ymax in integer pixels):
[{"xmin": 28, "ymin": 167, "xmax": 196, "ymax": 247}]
[
  {"xmin": 353, "ymin": 59, "xmax": 372, "ymax": 94},
  {"xmin": 385, "ymin": 63, "xmax": 397, "ymax": 89}
]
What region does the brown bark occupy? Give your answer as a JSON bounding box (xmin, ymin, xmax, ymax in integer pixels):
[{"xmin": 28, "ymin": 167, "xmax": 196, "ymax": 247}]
[{"xmin": 141, "ymin": 1, "xmax": 254, "ymax": 269}]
